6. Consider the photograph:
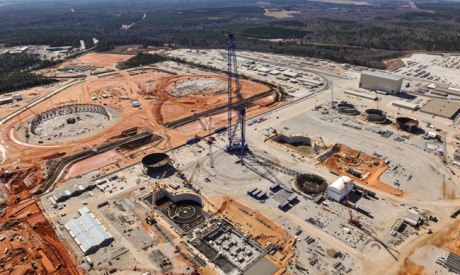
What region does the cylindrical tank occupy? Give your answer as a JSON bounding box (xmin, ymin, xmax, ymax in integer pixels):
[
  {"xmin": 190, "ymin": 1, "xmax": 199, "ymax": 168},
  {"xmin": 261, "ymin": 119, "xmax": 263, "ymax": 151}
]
[
  {"xmin": 396, "ymin": 117, "xmax": 419, "ymax": 132},
  {"xmin": 142, "ymin": 153, "xmax": 170, "ymax": 173},
  {"xmin": 337, "ymin": 102, "xmax": 358, "ymax": 115},
  {"xmin": 364, "ymin": 109, "xmax": 386, "ymax": 123}
]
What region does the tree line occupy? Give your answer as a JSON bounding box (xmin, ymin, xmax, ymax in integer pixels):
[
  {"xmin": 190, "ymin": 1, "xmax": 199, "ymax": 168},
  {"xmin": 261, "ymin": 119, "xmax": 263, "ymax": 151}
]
[{"xmin": 0, "ymin": 53, "xmax": 56, "ymax": 94}]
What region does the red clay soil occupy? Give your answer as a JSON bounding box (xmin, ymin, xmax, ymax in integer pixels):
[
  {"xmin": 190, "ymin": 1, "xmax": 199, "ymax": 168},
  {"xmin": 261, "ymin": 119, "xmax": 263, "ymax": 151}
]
[
  {"xmin": 63, "ymin": 149, "xmax": 121, "ymax": 181},
  {"xmin": 0, "ymin": 56, "xmax": 279, "ymax": 274},
  {"xmin": 322, "ymin": 144, "xmax": 403, "ymax": 196},
  {"xmin": 155, "ymin": 75, "xmax": 271, "ymax": 124},
  {"xmin": 0, "ymin": 168, "xmax": 83, "ymax": 274},
  {"xmin": 0, "ymin": 68, "xmax": 275, "ymax": 183},
  {"xmin": 397, "ymin": 258, "xmax": 425, "ymax": 275}
]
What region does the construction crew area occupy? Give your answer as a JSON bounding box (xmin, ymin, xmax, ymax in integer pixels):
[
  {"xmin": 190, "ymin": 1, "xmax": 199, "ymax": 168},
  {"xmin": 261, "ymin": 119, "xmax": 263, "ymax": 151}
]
[{"xmin": 1, "ymin": 36, "xmax": 459, "ymax": 275}]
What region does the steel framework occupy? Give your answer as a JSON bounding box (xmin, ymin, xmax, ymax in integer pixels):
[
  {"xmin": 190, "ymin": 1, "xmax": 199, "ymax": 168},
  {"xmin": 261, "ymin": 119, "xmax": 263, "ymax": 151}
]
[{"xmin": 226, "ymin": 33, "xmax": 247, "ymax": 160}]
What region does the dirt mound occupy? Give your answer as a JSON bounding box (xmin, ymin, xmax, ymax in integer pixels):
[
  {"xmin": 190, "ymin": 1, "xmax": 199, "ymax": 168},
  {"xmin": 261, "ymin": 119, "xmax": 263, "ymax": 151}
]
[
  {"xmin": 321, "ymin": 144, "xmax": 402, "ymax": 196},
  {"xmin": 397, "ymin": 259, "xmax": 425, "ymax": 275}
]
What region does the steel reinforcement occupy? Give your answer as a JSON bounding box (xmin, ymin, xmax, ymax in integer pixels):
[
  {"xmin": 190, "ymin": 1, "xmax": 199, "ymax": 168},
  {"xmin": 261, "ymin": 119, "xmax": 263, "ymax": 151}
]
[{"xmin": 30, "ymin": 104, "xmax": 109, "ymax": 134}]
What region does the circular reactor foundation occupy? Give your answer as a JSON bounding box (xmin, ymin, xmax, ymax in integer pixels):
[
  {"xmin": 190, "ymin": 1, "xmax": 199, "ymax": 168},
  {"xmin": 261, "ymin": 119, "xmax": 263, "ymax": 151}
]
[
  {"xmin": 337, "ymin": 102, "xmax": 358, "ymax": 115},
  {"xmin": 21, "ymin": 104, "xmax": 117, "ymax": 144},
  {"xmin": 396, "ymin": 117, "xmax": 419, "ymax": 133},
  {"xmin": 169, "ymin": 77, "xmax": 228, "ymax": 97},
  {"xmin": 142, "ymin": 153, "xmax": 170, "ymax": 173},
  {"xmin": 294, "ymin": 174, "xmax": 328, "ymax": 195},
  {"xmin": 364, "ymin": 109, "xmax": 387, "ymax": 123},
  {"xmin": 154, "ymin": 191, "xmax": 205, "ymax": 234}
]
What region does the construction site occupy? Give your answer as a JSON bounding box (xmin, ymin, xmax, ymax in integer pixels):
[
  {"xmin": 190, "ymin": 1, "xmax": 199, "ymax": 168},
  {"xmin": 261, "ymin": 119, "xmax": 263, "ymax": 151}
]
[{"xmin": 1, "ymin": 33, "xmax": 460, "ymax": 275}]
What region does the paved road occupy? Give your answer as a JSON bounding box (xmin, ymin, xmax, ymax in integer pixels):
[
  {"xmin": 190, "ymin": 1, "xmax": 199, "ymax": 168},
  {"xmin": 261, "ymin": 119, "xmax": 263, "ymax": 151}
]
[{"xmin": 0, "ymin": 78, "xmax": 85, "ymax": 125}]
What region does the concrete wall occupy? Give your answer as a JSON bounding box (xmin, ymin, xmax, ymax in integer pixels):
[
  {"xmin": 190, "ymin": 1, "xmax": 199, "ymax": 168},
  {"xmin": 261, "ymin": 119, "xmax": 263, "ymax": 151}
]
[
  {"xmin": 359, "ymin": 73, "xmax": 403, "ymax": 95},
  {"xmin": 326, "ymin": 184, "xmax": 353, "ymax": 202},
  {"xmin": 273, "ymin": 134, "xmax": 322, "ymax": 152},
  {"xmin": 156, "ymin": 189, "xmax": 203, "ymax": 206}
]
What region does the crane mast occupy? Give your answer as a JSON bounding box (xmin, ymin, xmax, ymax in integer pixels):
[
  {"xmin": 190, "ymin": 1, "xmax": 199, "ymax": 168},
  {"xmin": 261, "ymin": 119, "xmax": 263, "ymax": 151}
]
[{"xmin": 226, "ymin": 33, "xmax": 247, "ymax": 161}]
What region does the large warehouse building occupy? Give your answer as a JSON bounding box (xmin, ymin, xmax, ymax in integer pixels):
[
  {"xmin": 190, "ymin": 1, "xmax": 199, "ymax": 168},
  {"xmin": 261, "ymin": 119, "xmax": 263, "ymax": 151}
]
[
  {"xmin": 359, "ymin": 71, "xmax": 403, "ymax": 95},
  {"xmin": 327, "ymin": 176, "xmax": 354, "ymax": 202},
  {"xmin": 65, "ymin": 209, "xmax": 113, "ymax": 255},
  {"xmin": 420, "ymin": 98, "xmax": 460, "ymax": 120}
]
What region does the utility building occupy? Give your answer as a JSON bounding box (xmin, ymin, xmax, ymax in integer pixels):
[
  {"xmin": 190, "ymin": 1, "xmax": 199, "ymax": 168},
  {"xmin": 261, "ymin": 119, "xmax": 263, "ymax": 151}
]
[
  {"xmin": 327, "ymin": 176, "xmax": 354, "ymax": 202},
  {"xmin": 359, "ymin": 71, "xmax": 403, "ymax": 95}
]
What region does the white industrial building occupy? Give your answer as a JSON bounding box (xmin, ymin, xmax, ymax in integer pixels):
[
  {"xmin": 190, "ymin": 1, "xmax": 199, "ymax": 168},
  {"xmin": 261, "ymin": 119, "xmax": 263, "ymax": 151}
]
[
  {"xmin": 65, "ymin": 210, "xmax": 113, "ymax": 255},
  {"xmin": 392, "ymin": 100, "xmax": 419, "ymax": 111},
  {"xmin": 359, "ymin": 71, "xmax": 403, "ymax": 95},
  {"xmin": 282, "ymin": 71, "xmax": 300, "ymax": 78},
  {"xmin": 327, "ymin": 176, "xmax": 354, "ymax": 202}
]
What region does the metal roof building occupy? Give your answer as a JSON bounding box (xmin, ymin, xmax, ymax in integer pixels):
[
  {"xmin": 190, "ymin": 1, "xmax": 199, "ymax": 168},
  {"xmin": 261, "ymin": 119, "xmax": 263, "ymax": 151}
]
[
  {"xmin": 53, "ymin": 190, "xmax": 68, "ymax": 202},
  {"xmin": 404, "ymin": 210, "xmax": 422, "ymax": 227},
  {"xmin": 327, "ymin": 176, "xmax": 354, "ymax": 202},
  {"xmin": 445, "ymin": 252, "xmax": 460, "ymax": 273},
  {"xmin": 359, "ymin": 71, "xmax": 403, "ymax": 95},
  {"xmin": 80, "ymin": 213, "xmax": 101, "ymax": 230},
  {"xmin": 89, "ymin": 225, "xmax": 113, "ymax": 246},
  {"xmin": 65, "ymin": 211, "xmax": 113, "ymax": 255},
  {"xmin": 78, "ymin": 207, "xmax": 91, "ymax": 216},
  {"xmin": 420, "ymin": 98, "xmax": 460, "ymax": 120},
  {"xmin": 282, "ymin": 71, "xmax": 300, "ymax": 78},
  {"xmin": 431, "ymin": 86, "xmax": 460, "ymax": 97},
  {"xmin": 392, "ymin": 101, "xmax": 419, "ymax": 111},
  {"xmin": 69, "ymin": 186, "xmax": 82, "ymax": 196},
  {"xmin": 74, "ymin": 231, "xmax": 98, "ymax": 255},
  {"xmin": 65, "ymin": 219, "xmax": 87, "ymax": 238}
]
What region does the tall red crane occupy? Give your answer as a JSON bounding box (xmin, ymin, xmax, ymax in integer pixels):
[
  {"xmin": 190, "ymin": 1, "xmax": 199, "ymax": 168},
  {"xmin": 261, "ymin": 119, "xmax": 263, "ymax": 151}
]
[{"xmin": 345, "ymin": 180, "xmax": 361, "ymax": 228}]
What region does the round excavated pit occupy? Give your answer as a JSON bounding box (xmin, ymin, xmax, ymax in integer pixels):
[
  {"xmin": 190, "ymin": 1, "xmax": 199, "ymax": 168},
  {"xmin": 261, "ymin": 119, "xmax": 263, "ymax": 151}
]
[
  {"xmin": 364, "ymin": 109, "xmax": 386, "ymax": 123},
  {"xmin": 294, "ymin": 174, "xmax": 328, "ymax": 194},
  {"xmin": 396, "ymin": 117, "xmax": 419, "ymax": 132}
]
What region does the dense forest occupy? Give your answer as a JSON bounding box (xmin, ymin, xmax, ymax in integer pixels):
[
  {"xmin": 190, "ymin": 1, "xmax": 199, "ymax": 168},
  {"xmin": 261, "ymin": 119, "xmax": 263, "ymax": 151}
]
[
  {"xmin": 0, "ymin": 54, "xmax": 56, "ymax": 94},
  {"xmin": 1, "ymin": 0, "xmax": 460, "ymax": 69},
  {"xmin": 119, "ymin": 53, "xmax": 168, "ymax": 69}
]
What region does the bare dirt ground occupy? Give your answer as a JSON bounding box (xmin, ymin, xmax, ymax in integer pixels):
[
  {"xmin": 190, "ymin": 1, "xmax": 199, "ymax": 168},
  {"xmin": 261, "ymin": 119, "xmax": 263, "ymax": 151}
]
[
  {"xmin": 0, "ymin": 168, "xmax": 82, "ymax": 274},
  {"xmin": 397, "ymin": 259, "xmax": 425, "ymax": 275},
  {"xmin": 72, "ymin": 53, "xmax": 134, "ymax": 69},
  {"xmin": 321, "ymin": 143, "xmax": 403, "ymax": 196},
  {"xmin": 394, "ymin": 218, "xmax": 460, "ymax": 275},
  {"xmin": 63, "ymin": 150, "xmax": 121, "ymax": 181},
  {"xmin": 263, "ymin": 9, "xmax": 301, "ymax": 19},
  {"xmin": 38, "ymin": 53, "xmax": 134, "ymax": 76},
  {"xmin": 156, "ymin": 75, "xmax": 271, "ymax": 124},
  {"xmin": 385, "ymin": 58, "xmax": 406, "ymax": 70},
  {"xmin": 0, "ymin": 53, "xmax": 279, "ymax": 273}
]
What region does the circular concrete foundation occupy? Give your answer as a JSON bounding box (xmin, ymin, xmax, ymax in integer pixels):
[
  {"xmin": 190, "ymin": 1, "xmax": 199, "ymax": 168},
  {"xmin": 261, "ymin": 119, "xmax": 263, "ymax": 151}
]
[
  {"xmin": 19, "ymin": 104, "xmax": 118, "ymax": 145},
  {"xmin": 364, "ymin": 109, "xmax": 386, "ymax": 123},
  {"xmin": 294, "ymin": 174, "xmax": 328, "ymax": 194}
]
